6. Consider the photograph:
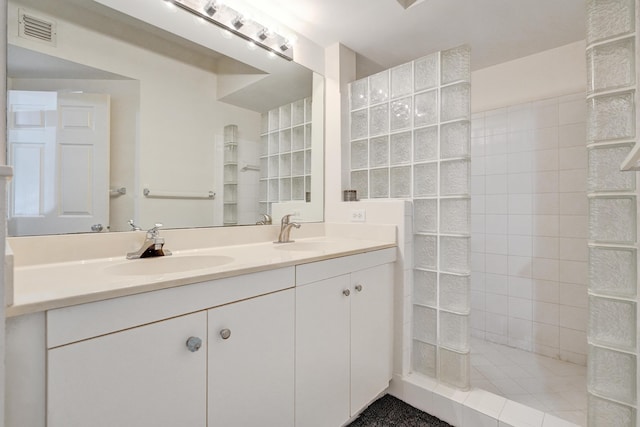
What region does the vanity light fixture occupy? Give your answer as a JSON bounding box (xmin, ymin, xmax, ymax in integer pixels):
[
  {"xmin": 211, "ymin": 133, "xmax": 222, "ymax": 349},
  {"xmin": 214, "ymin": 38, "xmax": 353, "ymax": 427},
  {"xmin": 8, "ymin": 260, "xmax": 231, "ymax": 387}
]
[{"xmin": 165, "ymin": 0, "xmax": 294, "ymax": 61}]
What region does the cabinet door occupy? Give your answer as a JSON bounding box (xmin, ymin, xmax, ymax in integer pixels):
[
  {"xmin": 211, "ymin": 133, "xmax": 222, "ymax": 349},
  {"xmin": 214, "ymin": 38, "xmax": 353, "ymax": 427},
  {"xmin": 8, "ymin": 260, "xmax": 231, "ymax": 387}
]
[
  {"xmin": 48, "ymin": 312, "xmax": 207, "ymax": 427},
  {"xmin": 295, "ymin": 274, "xmax": 351, "ymax": 427},
  {"xmin": 350, "ymin": 263, "xmax": 394, "ymax": 415},
  {"xmin": 208, "ymin": 289, "xmax": 294, "ymax": 427}
]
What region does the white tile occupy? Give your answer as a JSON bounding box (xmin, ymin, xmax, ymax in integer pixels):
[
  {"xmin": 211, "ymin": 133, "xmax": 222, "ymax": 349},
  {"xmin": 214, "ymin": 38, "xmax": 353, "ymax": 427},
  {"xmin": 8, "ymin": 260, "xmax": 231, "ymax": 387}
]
[
  {"xmin": 432, "ymin": 383, "xmax": 467, "ymax": 426},
  {"xmin": 471, "ymin": 233, "xmax": 486, "ymax": 252},
  {"xmin": 472, "ymin": 114, "xmax": 486, "ymax": 138},
  {"xmin": 533, "ymin": 194, "xmax": 559, "ymax": 215},
  {"xmin": 509, "ymin": 277, "xmax": 533, "ymax": 299},
  {"xmin": 472, "ymin": 196, "xmax": 486, "ymax": 214},
  {"xmin": 507, "ymin": 130, "xmax": 534, "ymax": 153},
  {"xmin": 509, "ymin": 236, "xmax": 533, "ymax": 257},
  {"xmin": 532, "ymin": 127, "xmax": 559, "ymax": 151},
  {"xmin": 486, "ymin": 234, "xmax": 509, "ymax": 255},
  {"xmin": 533, "ymin": 171, "xmax": 559, "ymax": 193},
  {"xmin": 508, "ymin": 103, "xmax": 534, "ymax": 132},
  {"xmin": 486, "ymin": 175, "xmax": 509, "ymax": 194},
  {"xmin": 486, "ymin": 195, "xmax": 509, "ymax": 214},
  {"xmin": 558, "ymin": 123, "xmax": 586, "ymax": 148},
  {"xmin": 485, "ymin": 313, "xmax": 508, "ymax": 335},
  {"xmin": 532, "ymin": 149, "xmax": 559, "ymax": 172},
  {"xmin": 472, "ymin": 214, "xmax": 486, "ymax": 234},
  {"xmin": 509, "ymin": 297, "xmax": 533, "ymax": 321},
  {"xmin": 558, "ymin": 283, "xmax": 587, "ymax": 309},
  {"xmin": 533, "ymin": 237, "xmax": 559, "ymax": 259},
  {"xmin": 558, "ymin": 238, "xmax": 587, "ymax": 262},
  {"xmin": 533, "ymin": 280, "xmax": 559, "ymax": 304},
  {"xmin": 472, "ymin": 175, "xmax": 486, "ymax": 195},
  {"xmin": 493, "ymin": 377, "xmax": 529, "ymax": 395},
  {"xmin": 509, "ymin": 194, "xmax": 533, "ymax": 215},
  {"xmin": 533, "ymin": 301, "xmax": 559, "ymax": 325},
  {"xmin": 463, "ymin": 406, "xmax": 500, "ymax": 427},
  {"xmin": 487, "ymin": 294, "xmax": 509, "ymax": 315},
  {"xmin": 558, "ymin": 216, "xmax": 587, "ymax": 239},
  {"xmin": 473, "ymin": 136, "xmax": 487, "ymax": 157},
  {"xmin": 558, "ymin": 169, "xmax": 586, "ymax": 193},
  {"xmin": 558, "ymin": 146, "xmax": 587, "ymax": 171},
  {"xmin": 464, "ymin": 388, "xmax": 507, "ymax": 419},
  {"xmin": 558, "ymin": 306, "xmax": 587, "ymax": 332},
  {"xmin": 533, "ymin": 102, "xmax": 559, "ymax": 129},
  {"xmin": 558, "ymin": 328, "xmax": 586, "ymax": 355},
  {"xmin": 485, "ymin": 108, "xmax": 508, "ymax": 136},
  {"xmin": 508, "ymin": 255, "xmax": 532, "ymax": 278},
  {"xmin": 532, "ymin": 258, "xmax": 559, "ymax": 281},
  {"xmin": 473, "ymin": 156, "xmax": 487, "ymax": 176},
  {"xmin": 559, "ymin": 98, "xmax": 586, "ymax": 126},
  {"xmin": 472, "ymin": 272, "xmax": 486, "ymax": 291},
  {"xmin": 543, "ymin": 412, "xmax": 584, "ymax": 427},
  {"xmin": 508, "ymin": 215, "xmax": 532, "ymax": 236},
  {"xmin": 472, "ymin": 252, "xmax": 487, "ymax": 272},
  {"xmin": 486, "ymin": 215, "xmax": 508, "ymax": 235},
  {"xmin": 557, "ymin": 193, "xmax": 587, "ymax": 216},
  {"xmin": 487, "ymin": 154, "xmax": 508, "ymax": 175},
  {"xmin": 508, "ymin": 173, "xmax": 533, "ymax": 194},
  {"xmin": 533, "ymin": 215, "xmax": 559, "ymax": 237},
  {"xmin": 533, "ymin": 322, "xmax": 559, "ymax": 347},
  {"xmin": 472, "ymin": 291, "xmax": 486, "ymax": 311},
  {"xmin": 508, "ymin": 152, "xmax": 533, "ymax": 173},
  {"xmin": 485, "ymin": 331, "xmax": 509, "ymax": 345},
  {"xmin": 486, "ymin": 134, "xmax": 508, "ymax": 156},
  {"xmin": 485, "ymin": 273, "xmax": 509, "ymax": 295}
]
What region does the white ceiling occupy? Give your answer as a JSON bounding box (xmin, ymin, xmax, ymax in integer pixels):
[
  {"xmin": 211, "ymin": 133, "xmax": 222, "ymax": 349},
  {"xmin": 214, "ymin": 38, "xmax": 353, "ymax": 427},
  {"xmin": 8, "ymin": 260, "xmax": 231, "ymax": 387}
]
[{"xmin": 241, "ymin": 0, "xmax": 586, "ymax": 72}]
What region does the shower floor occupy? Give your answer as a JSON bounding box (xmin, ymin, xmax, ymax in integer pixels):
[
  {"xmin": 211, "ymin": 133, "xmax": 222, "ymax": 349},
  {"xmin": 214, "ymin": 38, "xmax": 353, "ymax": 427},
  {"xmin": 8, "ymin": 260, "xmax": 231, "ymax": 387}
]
[{"xmin": 471, "ymin": 337, "xmax": 587, "ymax": 426}]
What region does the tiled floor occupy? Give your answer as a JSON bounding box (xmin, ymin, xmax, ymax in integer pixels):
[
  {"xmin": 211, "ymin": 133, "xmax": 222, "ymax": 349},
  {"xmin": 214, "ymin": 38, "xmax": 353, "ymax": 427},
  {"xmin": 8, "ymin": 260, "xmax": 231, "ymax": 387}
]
[{"xmin": 471, "ymin": 337, "xmax": 587, "ymax": 426}]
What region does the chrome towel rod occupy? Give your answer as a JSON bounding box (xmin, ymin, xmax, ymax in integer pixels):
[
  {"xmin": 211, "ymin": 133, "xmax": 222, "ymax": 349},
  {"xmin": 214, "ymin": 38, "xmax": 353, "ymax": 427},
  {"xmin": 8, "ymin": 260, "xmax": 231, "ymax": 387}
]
[
  {"xmin": 110, "ymin": 187, "xmax": 127, "ymax": 196},
  {"xmin": 143, "ymin": 188, "xmax": 216, "ymax": 199}
]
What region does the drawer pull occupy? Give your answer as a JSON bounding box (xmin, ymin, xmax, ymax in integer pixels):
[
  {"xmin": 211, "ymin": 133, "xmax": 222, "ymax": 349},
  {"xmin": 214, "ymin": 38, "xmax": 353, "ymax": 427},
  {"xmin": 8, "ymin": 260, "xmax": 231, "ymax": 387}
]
[
  {"xmin": 186, "ymin": 336, "xmax": 202, "ymax": 352},
  {"xmin": 220, "ymin": 329, "xmax": 232, "ymax": 340},
  {"xmin": 355, "ymin": 284, "xmax": 363, "ymax": 292},
  {"xmin": 343, "ymin": 289, "xmax": 351, "ymax": 296}
]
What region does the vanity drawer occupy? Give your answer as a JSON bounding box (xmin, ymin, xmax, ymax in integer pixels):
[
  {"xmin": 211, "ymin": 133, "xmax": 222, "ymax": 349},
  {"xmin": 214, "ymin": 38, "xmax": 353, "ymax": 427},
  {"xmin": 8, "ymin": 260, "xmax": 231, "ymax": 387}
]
[{"xmin": 47, "ymin": 266, "xmax": 294, "ymax": 348}]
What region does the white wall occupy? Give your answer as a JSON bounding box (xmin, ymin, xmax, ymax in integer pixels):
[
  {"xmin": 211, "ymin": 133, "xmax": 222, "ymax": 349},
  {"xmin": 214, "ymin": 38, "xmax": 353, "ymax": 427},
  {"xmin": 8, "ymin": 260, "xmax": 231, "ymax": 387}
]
[{"xmin": 8, "ymin": 0, "xmax": 261, "ymax": 230}]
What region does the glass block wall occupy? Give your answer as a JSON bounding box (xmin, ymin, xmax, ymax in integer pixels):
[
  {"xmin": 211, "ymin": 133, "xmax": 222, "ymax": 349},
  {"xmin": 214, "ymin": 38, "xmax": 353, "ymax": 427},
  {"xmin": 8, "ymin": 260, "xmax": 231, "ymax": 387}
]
[
  {"xmin": 259, "ymin": 97, "xmax": 313, "ymax": 215},
  {"xmin": 349, "ymin": 46, "xmax": 471, "ymax": 389},
  {"xmin": 586, "ymin": 0, "xmax": 638, "ymax": 424}
]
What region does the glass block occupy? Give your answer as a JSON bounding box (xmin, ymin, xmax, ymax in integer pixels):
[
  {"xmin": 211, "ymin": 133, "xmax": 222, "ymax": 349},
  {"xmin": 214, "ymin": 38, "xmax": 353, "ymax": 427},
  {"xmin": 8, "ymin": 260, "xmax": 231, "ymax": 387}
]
[
  {"xmin": 279, "ymin": 104, "xmax": 291, "ymax": 128},
  {"xmin": 589, "ymin": 246, "xmax": 637, "ymax": 297},
  {"xmin": 292, "ymin": 126, "xmax": 305, "ymax": 150},
  {"xmin": 268, "ymin": 178, "xmax": 279, "ymax": 201},
  {"xmin": 369, "ymin": 70, "xmax": 389, "ymax": 104},
  {"xmin": 414, "ymin": 126, "xmax": 438, "ymax": 162},
  {"xmin": 259, "ymin": 157, "xmax": 268, "ymax": 179},
  {"xmin": 441, "ymin": 83, "xmax": 471, "ymax": 122},
  {"xmin": 223, "ymin": 143, "xmax": 237, "ymax": 163},
  {"xmin": 587, "ymin": 92, "xmax": 635, "ymax": 142},
  {"xmin": 414, "ymin": 198, "xmax": 437, "ymax": 233},
  {"xmin": 223, "ymin": 184, "xmax": 237, "ymax": 203},
  {"xmin": 441, "ymin": 45, "xmax": 471, "ymax": 85},
  {"xmin": 391, "ymin": 97, "xmax": 412, "ymax": 131},
  {"xmin": 414, "ymin": 234, "xmax": 437, "ymax": 270},
  {"xmin": 439, "ymin": 311, "xmax": 469, "ymax": 352},
  {"xmin": 223, "ymin": 124, "xmax": 238, "ymax": 142},
  {"xmin": 414, "ymin": 269, "xmax": 437, "ymax": 307},
  {"xmin": 589, "ymin": 196, "xmax": 636, "ymax": 243},
  {"xmin": 292, "ymin": 177, "xmax": 304, "ymax": 200},
  {"xmin": 588, "ymin": 37, "xmax": 635, "ymax": 93},
  {"xmin": 223, "ymin": 204, "xmax": 237, "ymax": 223},
  {"xmin": 413, "ymin": 339, "xmax": 437, "ymax": 377},
  {"xmin": 440, "ymin": 159, "xmax": 470, "ymax": 196},
  {"xmin": 268, "ymin": 108, "xmax": 279, "ymax": 131},
  {"xmin": 305, "ymin": 123, "xmax": 312, "ymax": 148},
  {"xmin": 350, "ymin": 78, "xmax": 368, "ymax": 110},
  {"xmin": 439, "ymin": 348, "xmax": 470, "ymax": 390},
  {"xmin": 370, "ymin": 168, "xmax": 389, "ymax": 198},
  {"xmin": 305, "ymin": 176, "xmax": 311, "ymax": 194},
  {"xmin": 304, "ymin": 149, "xmax": 311, "ymax": 175},
  {"xmin": 292, "ymin": 99, "xmax": 305, "ymax": 125},
  {"xmin": 441, "ymin": 120, "xmax": 470, "ymax": 159},
  {"xmin": 413, "ymin": 305, "xmax": 437, "ymax": 344},
  {"xmin": 588, "ymin": 395, "xmax": 636, "ymax": 427},
  {"xmin": 279, "ymin": 129, "xmax": 291, "ymax": 152},
  {"xmin": 440, "ymin": 274, "xmax": 470, "ymax": 313},
  {"xmin": 440, "ymin": 198, "xmax": 470, "ymax": 234},
  {"xmin": 440, "ymin": 236, "xmax": 470, "ymax": 274},
  {"xmin": 261, "ymin": 113, "xmax": 268, "ymax": 134},
  {"xmin": 370, "ymin": 136, "xmax": 390, "ymax": 167},
  {"xmin": 589, "ymin": 295, "xmax": 636, "ymax": 351},
  {"xmin": 390, "ymin": 166, "xmax": 411, "ymax": 198},
  {"xmin": 279, "ymin": 178, "xmax": 291, "ymax": 201},
  {"xmin": 414, "ymin": 163, "xmax": 438, "ymax": 197},
  {"xmin": 279, "ymin": 153, "xmax": 291, "ymax": 176},
  {"xmin": 268, "ymin": 132, "xmax": 279, "ymax": 155},
  {"xmin": 588, "ymin": 144, "xmax": 635, "ymax": 192},
  {"xmin": 351, "ymin": 170, "xmax": 368, "ymax": 199},
  {"xmin": 292, "ymin": 151, "xmax": 304, "ymax": 176},
  {"xmin": 305, "ymin": 97, "xmax": 312, "ymax": 122},
  {"xmin": 390, "ymin": 132, "xmax": 412, "ymax": 165},
  {"xmin": 414, "ymin": 52, "xmax": 439, "ymax": 92},
  {"xmin": 259, "ymin": 180, "xmax": 267, "ymax": 201},
  {"xmin": 351, "ymin": 139, "xmax": 368, "ymax": 170},
  {"xmin": 414, "ymin": 90, "xmax": 438, "ymax": 127},
  {"xmin": 351, "ymin": 109, "xmax": 368, "ymax": 140},
  {"xmin": 587, "ymin": 0, "xmax": 635, "ymax": 43},
  {"xmin": 268, "ymin": 156, "xmax": 278, "ymax": 178},
  {"xmin": 369, "ymin": 104, "xmax": 389, "ymax": 137},
  {"xmin": 260, "ymin": 135, "xmax": 268, "ymax": 156},
  {"xmin": 588, "ymin": 345, "xmax": 636, "ymax": 405},
  {"xmin": 391, "ymin": 62, "xmax": 413, "ymax": 99},
  {"xmin": 223, "ymin": 164, "xmax": 237, "ymax": 183}
]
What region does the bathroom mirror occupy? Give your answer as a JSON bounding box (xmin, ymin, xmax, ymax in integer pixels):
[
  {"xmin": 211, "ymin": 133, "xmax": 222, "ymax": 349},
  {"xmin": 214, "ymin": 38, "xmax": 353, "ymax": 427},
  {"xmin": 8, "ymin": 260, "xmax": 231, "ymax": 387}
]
[{"xmin": 6, "ymin": 0, "xmax": 324, "ymax": 236}]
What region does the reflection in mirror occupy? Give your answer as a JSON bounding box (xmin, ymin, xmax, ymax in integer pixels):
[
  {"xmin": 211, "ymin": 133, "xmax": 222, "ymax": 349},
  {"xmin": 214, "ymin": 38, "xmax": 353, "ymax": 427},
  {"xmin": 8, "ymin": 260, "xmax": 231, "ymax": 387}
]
[{"xmin": 6, "ymin": 0, "xmax": 324, "ymax": 236}]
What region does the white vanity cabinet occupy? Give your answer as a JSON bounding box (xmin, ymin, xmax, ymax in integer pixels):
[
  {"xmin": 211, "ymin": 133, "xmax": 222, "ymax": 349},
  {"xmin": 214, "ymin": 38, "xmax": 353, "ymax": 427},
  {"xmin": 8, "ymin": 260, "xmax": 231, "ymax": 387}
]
[{"xmin": 295, "ymin": 249, "xmax": 395, "ymax": 427}]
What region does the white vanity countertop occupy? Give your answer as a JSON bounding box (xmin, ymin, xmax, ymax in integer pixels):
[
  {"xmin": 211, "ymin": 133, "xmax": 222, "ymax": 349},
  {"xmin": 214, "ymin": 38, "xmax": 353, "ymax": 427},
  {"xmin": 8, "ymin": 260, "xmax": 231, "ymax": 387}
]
[{"xmin": 7, "ymin": 223, "xmax": 396, "ymax": 317}]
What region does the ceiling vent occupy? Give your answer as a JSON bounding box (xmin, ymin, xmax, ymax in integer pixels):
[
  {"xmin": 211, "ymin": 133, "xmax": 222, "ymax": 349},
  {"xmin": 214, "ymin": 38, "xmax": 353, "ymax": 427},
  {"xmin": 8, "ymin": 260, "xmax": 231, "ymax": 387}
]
[{"xmin": 18, "ymin": 9, "xmax": 57, "ymax": 46}]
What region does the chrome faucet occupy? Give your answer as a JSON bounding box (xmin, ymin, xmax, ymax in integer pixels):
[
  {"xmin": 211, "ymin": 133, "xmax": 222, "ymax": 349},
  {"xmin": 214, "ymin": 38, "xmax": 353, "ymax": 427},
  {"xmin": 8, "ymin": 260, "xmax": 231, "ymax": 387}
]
[
  {"xmin": 128, "ymin": 219, "xmax": 142, "ymax": 231},
  {"xmin": 256, "ymin": 213, "xmax": 272, "ymax": 225},
  {"xmin": 126, "ymin": 223, "xmax": 172, "ymax": 259},
  {"xmin": 275, "ymin": 214, "xmax": 300, "ymax": 244}
]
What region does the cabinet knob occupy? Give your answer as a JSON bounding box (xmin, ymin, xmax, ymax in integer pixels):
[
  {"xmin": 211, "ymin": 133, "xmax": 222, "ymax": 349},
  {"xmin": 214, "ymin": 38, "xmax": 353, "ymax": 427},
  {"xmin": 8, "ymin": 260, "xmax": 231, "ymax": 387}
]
[
  {"xmin": 220, "ymin": 328, "xmax": 231, "ymax": 340},
  {"xmin": 186, "ymin": 336, "xmax": 202, "ymax": 352},
  {"xmin": 355, "ymin": 284, "xmax": 363, "ymax": 292},
  {"xmin": 343, "ymin": 289, "xmax": 351, "ymax": 296}
]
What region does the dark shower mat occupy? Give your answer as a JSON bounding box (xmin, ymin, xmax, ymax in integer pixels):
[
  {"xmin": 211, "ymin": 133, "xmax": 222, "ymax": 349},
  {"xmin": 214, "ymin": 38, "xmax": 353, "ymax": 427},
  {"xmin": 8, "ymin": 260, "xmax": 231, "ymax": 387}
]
[{"xmin": 347, "ymin": 394, "xmax": 453, "ymax": 427}]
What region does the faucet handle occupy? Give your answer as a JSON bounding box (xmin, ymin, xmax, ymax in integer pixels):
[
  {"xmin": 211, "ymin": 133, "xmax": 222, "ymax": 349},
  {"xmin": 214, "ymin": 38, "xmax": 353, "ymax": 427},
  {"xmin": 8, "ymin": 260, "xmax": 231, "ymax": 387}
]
[
  {"xmin": 281, "ymin": 214, "xmax": 294, "ymax": 226},
  {"xmin": 147, "ymin": 223, "xmax": 164, "ymax": 237}
]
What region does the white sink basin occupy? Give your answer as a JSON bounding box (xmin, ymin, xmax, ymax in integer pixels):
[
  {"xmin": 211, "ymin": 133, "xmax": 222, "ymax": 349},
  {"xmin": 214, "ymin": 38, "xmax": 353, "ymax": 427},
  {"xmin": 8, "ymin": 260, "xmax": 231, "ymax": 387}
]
[{"xmin": 104, "ymin": 255, "xmax": 234, "ymax": 276}]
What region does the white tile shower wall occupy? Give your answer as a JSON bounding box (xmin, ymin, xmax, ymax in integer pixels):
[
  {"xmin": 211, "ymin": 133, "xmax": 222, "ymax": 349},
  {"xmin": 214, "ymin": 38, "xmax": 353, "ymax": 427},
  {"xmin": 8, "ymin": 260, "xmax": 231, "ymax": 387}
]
[
  {"xmin": 348, "ymin": 46, "xmax": 472, "ymax": 389},
  {"xmin": 471, "ymin": 93, "xmax": 588, "ymax": 365}
]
